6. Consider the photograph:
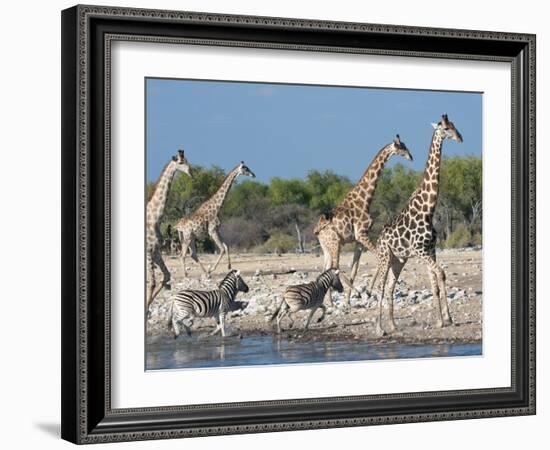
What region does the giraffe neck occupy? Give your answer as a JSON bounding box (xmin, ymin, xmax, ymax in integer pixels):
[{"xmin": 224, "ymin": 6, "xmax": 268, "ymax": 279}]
[
  {"xmin": 345, "ymin": 144, "xmax": 393, "ymax": 212},
  {"xmin": 207, "ymin": 166, "xmax": 240, "ymax": 215},
  {"xmin": 418, "ymin": 130, "xmax": 445, "ymax": 213},
  {"xmin": 147, "ymin": 160, "xmax": 178, "ymax": 226}
]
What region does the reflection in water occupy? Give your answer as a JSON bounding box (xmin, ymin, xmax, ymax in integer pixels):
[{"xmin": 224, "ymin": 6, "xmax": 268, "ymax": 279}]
[{"xmin": 146, "ymin": 334, "xmax": 482, "ymax": 371}]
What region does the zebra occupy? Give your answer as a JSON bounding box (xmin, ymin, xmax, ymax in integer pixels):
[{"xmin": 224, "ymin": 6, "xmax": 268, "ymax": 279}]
[
  {"xmin": 270, "ymin": 269, "xmax": 343, "ymax": 333},
  {"xmin": 168, "ymin": 269, "xmax": 249, "ymax": 338}
]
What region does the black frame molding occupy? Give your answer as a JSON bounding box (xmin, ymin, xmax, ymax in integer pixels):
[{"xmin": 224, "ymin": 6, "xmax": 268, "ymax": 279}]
[{"xmin": 61, "ymin": 4, "xmax": 536, "ymax": 444}]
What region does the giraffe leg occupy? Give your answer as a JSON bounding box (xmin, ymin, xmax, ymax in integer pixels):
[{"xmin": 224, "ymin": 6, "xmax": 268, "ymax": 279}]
[
  {"xmin": 386, "ymin": 258, "xmax": 406, "ymax": 333},
  {"xmin": 153, "ymin": 249, "xmax": 172, "ymax": 292},
  {"xmin": 427, "ymin": 269, "xmax": 442, "ymax": 327},
  {"xmin": 439, "ymin": 270, "xmax": 453, "ymax": 326},
  {"xmin": 419, "ymin": 254, "xmax": 451, "ymax": 327},
  {"xmin": 189, "ymin": 239, "xmax": 210, "ymax": 278},
  {"xmin": 149, "ymin": 248, "xmax": 171, "ymax": 309},
  {"xmin": 344, "ymin": 243, "xmax": 363, "ymax": 304},
  {"xmin": 146, "ymin": 249, "xmax": 157, "ymax": 312},
  {"xmin": 208, "ymin": 227, "xmax": 228, "ymax": 275},
  {"xmin": 319, "ymin": 231, "xmax": 340, "ymax": 305},
  {"xmin": 374, "ymin": 253, "xmax": 392, "ymax": 336},
  {"xmin": 434, "ymin": 263, "xmax": 452, "ymax": 326},
  {"xmin": 179, "ymin": 236, "xmax": 190, "ymax": 278},
  {"xmin": 354, "ymin": 231, "xmax": 380, "ymax": 299},
  {"xmin": 369, "ymin": 265, "xmax": 381, "ymax": 298},
  {"xmin": 154, "ymin": 247, "xmax": 171, "ymax": 290}
]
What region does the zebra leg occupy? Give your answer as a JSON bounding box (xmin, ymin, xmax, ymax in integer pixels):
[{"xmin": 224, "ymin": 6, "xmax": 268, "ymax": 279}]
[
  {"xmin": 172, "ymin": 316, "xmax": 180, "ymax": 339},
  {"xmin": 287, "ymin": 312, "xmax": 297, "ymax": 330},
  {"xmin": 276, "ymin": 304, "xmax": 289, "ymax": 333},
  {"xmin": 304, "ymin": 307, "xmax": 318, "ymax": 330},
  {"xmin": 173, "ymin": 309, "xmax": 193, "ymax": 338},
  {"xmin": 210, "ymin": 316, "xmax": 221, "ymax": 336},
  {"xmin": 219, "ymin": 313, "xmax": 227, "ymax": 338},
  {"xmin": 316, "ymin": 304, "xmax": 326, "ymax": 323}
]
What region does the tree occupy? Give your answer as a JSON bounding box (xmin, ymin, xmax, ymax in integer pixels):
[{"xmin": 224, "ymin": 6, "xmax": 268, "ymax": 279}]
[
  {"xmin": 269, "ymin": 177, "xmax": 311, "ymax": 207},
  {"xmin": 163, "ymin": 165, "xmax": 225, "ymax": 222},
  {"xmin": 305, "ymin": 170, "xmax": 353, "ymax": 213},
  {"xmin": 222, "ymin": 180, "xmax": 270, "ymax": 220},
  {"xmin": 267, "ymin": 203, "xmax": 313, "ymax": 253},
  {"xmin": 369, "ymin": 164, "xmax": 421, "ymax": 235},
  {"xmin": 440, "ymin": 156, "xmax": 482, "ymax": 234}
]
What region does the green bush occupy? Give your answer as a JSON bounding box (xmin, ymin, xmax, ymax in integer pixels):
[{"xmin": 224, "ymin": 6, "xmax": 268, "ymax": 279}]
[
  {"xmin": 255, "ymin": 232, "xmax": 295, "ymax": 254},
  {"xmin": 472, "ymin": 232, "xmax": 482, "ymax": 246},
  {"xmin": 443, "ymin": 223, "xmax": 471, "ymax": 248}
]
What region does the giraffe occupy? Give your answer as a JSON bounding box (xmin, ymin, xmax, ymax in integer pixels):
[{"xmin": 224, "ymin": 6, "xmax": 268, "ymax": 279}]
[
  {"xmin": 175, "ymin": 161, "xmax": 255, "ymax": 278},
  {"xmin": 372, "ymin": 114, "xmax": 463, "ymax": 336},
  {"xmin": 313, "ymin": 135, "xmax": 413, "ymax": 304},
  {"xmin": 146, "ymin": 149, "xmax": 191, "ymax": 311}
]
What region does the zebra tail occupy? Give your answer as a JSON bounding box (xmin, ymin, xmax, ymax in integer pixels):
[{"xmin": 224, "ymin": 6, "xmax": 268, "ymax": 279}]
[{"xmin": 269, "ymin": 297, "xmax": 284, "ymax": 323}]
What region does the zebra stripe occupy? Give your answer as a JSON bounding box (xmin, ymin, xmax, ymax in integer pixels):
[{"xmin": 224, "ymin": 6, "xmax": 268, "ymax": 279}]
[
  {"xmin": 284, "ymin": 270, "xmax": 334, "ymax": 311},
  {"xmin": 169, "ymin": 270, "xmax": 248, "ymax": 338},
  {"xmin": 271, "ymin": 269, "xmax": 342, "ymax": 333}
]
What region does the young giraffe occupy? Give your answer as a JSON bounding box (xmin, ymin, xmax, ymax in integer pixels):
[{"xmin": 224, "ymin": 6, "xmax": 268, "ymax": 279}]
[
  {"xmin": 373, "ymin": 114, "xmax": 463, "ymax": 336},
  {"xmin": 175, "ymin": 162, "xmax": 255, "ymax": 277},
  {"xmin": 146, "ymin": 149, "xmax": 191, "ymax": 311},
  {"xmin": 313, "ymin": 135, "xmax": 413, "ymax": 304}
]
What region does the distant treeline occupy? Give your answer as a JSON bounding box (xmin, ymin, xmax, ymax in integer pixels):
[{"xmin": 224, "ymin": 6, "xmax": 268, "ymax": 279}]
[{"xmin": 148, "ymin": 156, "xmax": 482, "ymax": 253}]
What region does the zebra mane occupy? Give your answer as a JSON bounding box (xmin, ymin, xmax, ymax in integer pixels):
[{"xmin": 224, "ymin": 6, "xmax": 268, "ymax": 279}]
[
  {"xmin": 218, "ymin": 270, "xmax": 238, "ymax": 299},
  {"xmin": 316, "ymin": 269, "xmax": 334, "ymax": 289}
]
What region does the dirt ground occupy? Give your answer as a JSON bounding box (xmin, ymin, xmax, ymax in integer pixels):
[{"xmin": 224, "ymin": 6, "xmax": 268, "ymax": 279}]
[{"xmin": 147, "ymin": 248, "xmax": 482, "ymax": 345}]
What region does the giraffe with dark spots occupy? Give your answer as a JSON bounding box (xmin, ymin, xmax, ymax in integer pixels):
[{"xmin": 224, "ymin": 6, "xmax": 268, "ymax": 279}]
[
  {"xmin": 146, "ymin": 149, "xmax": 191, "ymax": 312},
  {"xmin": 313, "ymin": 135, "xmax": 413, "ymax": 304},
  {"xmin": 175, "ymin": 162, "xmax": 255, "ymax": 278},
  {"xmin": 371, "ymin": 114, "xmax": 463, "ymax": 335}
]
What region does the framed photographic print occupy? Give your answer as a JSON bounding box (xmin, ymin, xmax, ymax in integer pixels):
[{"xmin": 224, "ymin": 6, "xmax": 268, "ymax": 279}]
[{"xmin": 61, "ymin": 4, "xmax": 536, "ymax": 444}]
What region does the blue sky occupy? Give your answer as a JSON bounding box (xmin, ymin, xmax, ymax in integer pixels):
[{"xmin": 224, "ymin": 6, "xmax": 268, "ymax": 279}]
[{"xmin": 146, "ymin": 78, "xmax": 482, "ymax": 183}]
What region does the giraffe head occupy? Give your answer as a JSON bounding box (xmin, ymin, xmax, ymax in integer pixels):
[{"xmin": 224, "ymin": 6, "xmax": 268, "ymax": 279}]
[
  {"xmin": 172, "ymin": 149, "xmax": 192, "ymax": 177},
  {"xmin": 431, "ymin": 114, "xmax": 463, "ymax": 143},
  {"xmin": 237, "ymin": 161, "xmax": 256, "ymax": 178},
  {"xmin": 390, "ymin": 134, "xmax": 413, "ymax": 161}
]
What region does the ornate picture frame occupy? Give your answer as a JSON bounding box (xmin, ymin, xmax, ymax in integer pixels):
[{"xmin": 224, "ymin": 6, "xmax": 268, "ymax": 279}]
[{"xmin": 61, "ymin": 4, "xmax": 535, "ymax": 444}]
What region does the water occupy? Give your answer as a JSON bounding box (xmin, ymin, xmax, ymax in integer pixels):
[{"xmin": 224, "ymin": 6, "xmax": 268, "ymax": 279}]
[{"xmin": 146, "ymin": 334, "xmax": 482, "ymax": 370}]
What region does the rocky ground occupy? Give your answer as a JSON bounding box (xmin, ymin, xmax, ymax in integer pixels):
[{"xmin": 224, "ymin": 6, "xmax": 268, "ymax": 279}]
[{"xmin": 147, "ymin": 248, "xmax": 483, "ymax": 345}]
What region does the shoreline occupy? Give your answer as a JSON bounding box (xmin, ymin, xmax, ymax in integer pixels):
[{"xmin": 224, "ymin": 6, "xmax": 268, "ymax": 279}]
[{"xmin": 147, "ymin": 248, "xmax": 483, "ymax": 347}]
